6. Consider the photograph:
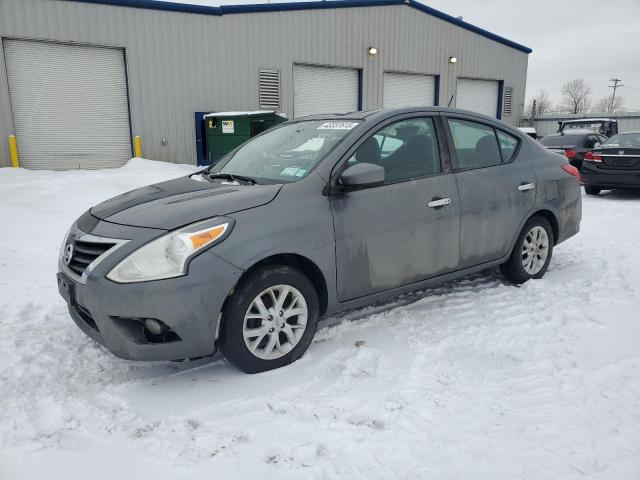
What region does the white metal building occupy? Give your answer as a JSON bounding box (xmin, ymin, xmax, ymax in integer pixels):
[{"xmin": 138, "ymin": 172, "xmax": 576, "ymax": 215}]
[{"xmin": 0, "ymin": 0, "xmax": 531, "ymax": 169}]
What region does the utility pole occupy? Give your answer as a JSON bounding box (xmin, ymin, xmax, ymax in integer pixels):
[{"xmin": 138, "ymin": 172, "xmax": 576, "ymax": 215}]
[{"xmin": 608, "ymin": 78, "xmax": 623, "ymax": 112}]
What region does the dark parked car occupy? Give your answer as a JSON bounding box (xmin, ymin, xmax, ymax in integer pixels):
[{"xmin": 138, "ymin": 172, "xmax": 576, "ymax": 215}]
[
  {"xmin": 57, "ymin": 107, "xmax": 582, "ymax": 373},
  {"xmin": 539, "ymin": 132, "xmax": 607, "ymax": 170},
  {"xmin": 581, "ymin": 131, "xmax": 640, "ymax": 195}
]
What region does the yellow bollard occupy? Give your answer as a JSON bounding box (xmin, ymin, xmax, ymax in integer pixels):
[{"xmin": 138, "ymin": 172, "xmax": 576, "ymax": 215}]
[
  {"xmin": 9, "ymin": 135, "xmax": 20, "ymax": 168},
  {"xmin": 134, "ymin": 135, "xmax": 142, "ymax": 158}
]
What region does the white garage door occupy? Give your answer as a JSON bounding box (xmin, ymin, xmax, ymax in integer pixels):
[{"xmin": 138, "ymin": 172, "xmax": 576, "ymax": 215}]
[
  {"xmin": 3, "ymin": 39, "xmax": 132, "ymax": 170},
  {"xmin": 383, "ymin": 72, "xmax": 436, "ymax": 108},
  {"xmin": 293, "ymin": 64, "xmax": 359, "ymax": 118},
  {"xmin": 456, "ymin": 78, "xmax": 500, "ymax": 117}
]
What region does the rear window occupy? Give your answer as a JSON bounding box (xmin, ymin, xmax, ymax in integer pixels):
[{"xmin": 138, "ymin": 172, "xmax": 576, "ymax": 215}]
[
  {"xmin": 562, "ymin": 122, "xmax": 605, "ymax": 134},
  {"xmin": 540, "ymin": 135, "xmax": 583, "ymax": 147},
  {"xmin": 497, "ymin": 130, "xmax": 519, "ymax": 162},
  {"xmin": 604, "ymin": 133, "xmax": 640, "ymax": 147}
]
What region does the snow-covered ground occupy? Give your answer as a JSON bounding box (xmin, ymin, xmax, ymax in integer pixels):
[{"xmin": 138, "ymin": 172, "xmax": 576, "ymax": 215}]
[{"xmin": 1, "ymin": 159, "xmax": 640, "ymax": 479}]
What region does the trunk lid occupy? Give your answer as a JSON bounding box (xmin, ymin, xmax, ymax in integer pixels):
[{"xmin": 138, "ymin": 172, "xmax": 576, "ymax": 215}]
[{"xmin": 595, "ymin": 147, "xmax": 640, "ymax": 169}]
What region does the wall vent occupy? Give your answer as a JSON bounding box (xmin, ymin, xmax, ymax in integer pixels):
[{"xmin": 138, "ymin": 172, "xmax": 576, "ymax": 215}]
[
  {"xmin": 259, "ymin": 69, "xmax": 280, "ymax": 110},
  {"xmin": 503, "ymin": 86, "xmax": 514, "ymax": 117}
]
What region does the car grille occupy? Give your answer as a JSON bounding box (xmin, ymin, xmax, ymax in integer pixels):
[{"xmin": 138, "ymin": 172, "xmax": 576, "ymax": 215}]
[{"xmin": 67, "ymin": 239, "xmax": 116, "ymax": 276}]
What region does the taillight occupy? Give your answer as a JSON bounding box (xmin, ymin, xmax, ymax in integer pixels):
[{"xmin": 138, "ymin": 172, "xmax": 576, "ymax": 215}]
[
  {"xmin": 564, "ymin": 149, "xmax": 577, "ymax": 159},
  {"xmin": 584, "ymin": 151, "xmax": 603, "ymax": 162},
  {"xmin": 561, "ymin": 164, "xmax": 581, "ymax": 182}
]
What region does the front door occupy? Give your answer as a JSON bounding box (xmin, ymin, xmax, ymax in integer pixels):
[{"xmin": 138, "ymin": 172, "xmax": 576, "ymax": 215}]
[
  {"xmin": 330, "ymin": 116, "xmax": 461, "ymax": 302},
  {"xmin": 445, "ymin": 116, "xmax": 536, "ymax": 267}
]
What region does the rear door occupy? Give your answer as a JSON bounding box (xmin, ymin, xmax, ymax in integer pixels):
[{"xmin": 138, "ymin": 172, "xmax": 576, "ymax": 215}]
[
  {"xmin": 331, "ymin": 115, "xmax": 460, "ymax": 301},
  {"xmin": 445, "ymin": 116, "xmax": 535, "ymax": 267}
]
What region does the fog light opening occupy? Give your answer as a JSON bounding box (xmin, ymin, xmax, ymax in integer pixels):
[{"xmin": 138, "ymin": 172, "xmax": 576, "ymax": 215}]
[{"xmin": 144, "ymin": 318, "xmax": 165, "ymax": 335}]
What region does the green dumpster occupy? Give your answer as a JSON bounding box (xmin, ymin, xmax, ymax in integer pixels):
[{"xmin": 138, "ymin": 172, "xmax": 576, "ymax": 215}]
[{"xmin": 204, "ymin": 110, "xmax": 287, "ymax": 165}]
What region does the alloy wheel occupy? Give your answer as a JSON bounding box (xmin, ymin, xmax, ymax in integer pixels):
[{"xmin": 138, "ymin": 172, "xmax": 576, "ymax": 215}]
[
  {"xmin": 242, "ymin": 284, "xmax": 308, "ymax": 360},
  {"xmin": 521, "ymin": 226, "xmax": 549, "ymax": 275}
]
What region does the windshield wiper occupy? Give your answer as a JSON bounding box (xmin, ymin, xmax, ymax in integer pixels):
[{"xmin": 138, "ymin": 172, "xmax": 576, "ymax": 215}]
[{"xmin": 204, "ymin": 172, "xmax": 257, "ymax": 185}]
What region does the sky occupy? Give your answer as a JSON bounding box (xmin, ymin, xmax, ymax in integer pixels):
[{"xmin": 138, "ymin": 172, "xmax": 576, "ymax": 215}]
[{"xmin": 159, "ymin": 0, "xmax": 640, "ymax": 112}]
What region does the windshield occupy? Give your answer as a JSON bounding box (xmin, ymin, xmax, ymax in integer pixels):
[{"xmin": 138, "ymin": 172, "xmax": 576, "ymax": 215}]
[
  {"xmin": 207, "ymin": 120, "xmax": 359, "ymax": 183},
  {"xmin": 603, "ymin": 133, "xmax": 640, "ymax": 147},
  {"xmin": 540, "ymin": 135, "xmax": 583, "ymax": 147}
]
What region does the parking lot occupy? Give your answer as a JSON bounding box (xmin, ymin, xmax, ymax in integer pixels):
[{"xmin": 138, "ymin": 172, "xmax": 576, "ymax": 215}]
[{"xmin": 1, "ymin": 159, "xmax": 639, "ymax": 479}]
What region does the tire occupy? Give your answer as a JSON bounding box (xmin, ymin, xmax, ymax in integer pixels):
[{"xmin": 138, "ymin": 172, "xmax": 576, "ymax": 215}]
[
  {"xmin": 500, "ymin": 216, "xmax": 554, "ymax": 285},
  {"xmin": 219, "ymin": 265, "xmax": 319, "ymax": 373},
  {"xmin": 585, "ymin": 185, "xmax": 601, "ymax": 196}
]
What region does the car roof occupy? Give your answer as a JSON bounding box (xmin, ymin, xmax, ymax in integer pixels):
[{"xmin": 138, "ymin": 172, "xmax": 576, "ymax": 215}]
[
  {"xmin": 544, "ymin": 132, "xmax": 593, "ymax": 138},
  {"xmin": 563, "ymin": 118, "xmax": 617, "ymax": 123},
  {"xmin": 292, "ymin": 107, "xmax": 518, "ymax": 130}
]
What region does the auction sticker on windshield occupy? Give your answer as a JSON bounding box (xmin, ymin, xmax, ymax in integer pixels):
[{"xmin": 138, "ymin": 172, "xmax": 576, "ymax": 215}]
[{"xmin": 317, "ymin": 122, "xmax": 358, "ymax": 130}]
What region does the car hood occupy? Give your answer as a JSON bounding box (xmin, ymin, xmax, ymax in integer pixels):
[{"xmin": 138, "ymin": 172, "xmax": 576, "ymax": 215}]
[{"xmin": 90, "ymin": 174, "xmax": 282, "ymax": 230}]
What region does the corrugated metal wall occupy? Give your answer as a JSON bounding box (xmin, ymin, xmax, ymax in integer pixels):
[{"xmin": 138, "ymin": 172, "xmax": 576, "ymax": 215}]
[
  {"xmin": 0, "ymin": 0, "xmax": 529, "ymax": 167},
  {"xmin": 531, "ymin": 113, "xmax": 640, "ymax": 137}
]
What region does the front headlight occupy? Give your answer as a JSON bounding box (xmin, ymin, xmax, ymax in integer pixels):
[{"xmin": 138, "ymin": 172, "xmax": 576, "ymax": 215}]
[{"xmin": 106, "ymin": 217, "xmax": 233, "ymax": 283}]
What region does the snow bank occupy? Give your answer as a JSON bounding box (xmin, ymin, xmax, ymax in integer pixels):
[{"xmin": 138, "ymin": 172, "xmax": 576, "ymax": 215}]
[{"xmin": 1, "ymin": 160, "xmax": 640, "ymax": 479}]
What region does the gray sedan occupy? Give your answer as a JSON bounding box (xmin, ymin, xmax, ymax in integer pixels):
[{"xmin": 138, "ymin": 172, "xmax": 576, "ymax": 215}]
[{"xmin": 57, "ymin": 108, "xmax": 582, "ymax": 373}]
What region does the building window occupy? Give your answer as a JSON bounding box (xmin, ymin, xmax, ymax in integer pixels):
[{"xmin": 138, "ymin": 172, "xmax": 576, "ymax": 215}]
[
  {"xmin": 503, "ymin": 86, "xmax": 514, "ymax": 117},
  {"xmin": 259, "ymin": 69, "xmax": 280, "ymax": 110}
]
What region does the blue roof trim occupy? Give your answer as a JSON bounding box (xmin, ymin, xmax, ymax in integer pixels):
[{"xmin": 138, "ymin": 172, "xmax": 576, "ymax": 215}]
[
  {"xmin": 404, "ymin": 0, "xmax": 532, "ymax": 54},
  {"xmin": 73, "ymin": 0, "xmax": 532, "ymax": 54},
  {"xmin": 77, "ymin": 0, "xmax": 223, "ymax": 15}
]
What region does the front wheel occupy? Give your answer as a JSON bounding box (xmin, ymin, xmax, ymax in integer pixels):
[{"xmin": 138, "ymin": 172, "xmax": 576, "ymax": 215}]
[
  {"xmin": 219, "ymin": 265, "xmax": 319, "ymax": 373},
  {"xmin": 500, "ymin": 216, "xmax": 554, "ymax": 284},
  {"xmin": 584, "ymin": 185, "xmax": 601, "ymax": 196}
]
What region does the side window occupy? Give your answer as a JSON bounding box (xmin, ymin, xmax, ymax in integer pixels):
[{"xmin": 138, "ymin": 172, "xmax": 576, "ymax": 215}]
[
  {"xmin": 447, "ymin": 119, "xmax": 502, "ymax": 169},
  {"xmin": 496, "ymin": 130, "xmax": 519, "ymax": 162},
  {"xmin": 349, "ymin": 118, "xmax": 441, "ymax": 184}
]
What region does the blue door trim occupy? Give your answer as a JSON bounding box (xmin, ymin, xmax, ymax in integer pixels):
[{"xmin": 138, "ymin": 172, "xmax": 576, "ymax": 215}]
[
  {"xmin": 357, "ymin": 69, "xmax": 363, "ymax": 110},
  {"xmin": 194, "ymin": 111, "xmax": 211, "ymax": 166},
  {"xmin": 496, "ymin": 80, "xmax": 504, "ymax": 119},
  {"xmin": 433, "ymin": 75, "xmax": 441, "ymax": 106}
]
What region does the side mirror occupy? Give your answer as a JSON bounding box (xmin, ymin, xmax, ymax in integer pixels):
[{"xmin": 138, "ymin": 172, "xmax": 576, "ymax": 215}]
[{"xmin": 339, "ymin": 163, "xmax": 385, "ymax": 189}]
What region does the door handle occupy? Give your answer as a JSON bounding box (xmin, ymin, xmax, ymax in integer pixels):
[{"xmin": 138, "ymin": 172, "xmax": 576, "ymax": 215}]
[
  {"xmin": 427, "ymin": 197, "xmax": 451, "ymax": 208},
  {"xmin": 517, "ymin": 183, "xmax": 535, "ymax": 191}
]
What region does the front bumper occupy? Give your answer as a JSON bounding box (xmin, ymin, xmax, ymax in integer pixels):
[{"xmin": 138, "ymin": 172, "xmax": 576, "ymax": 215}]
[
  {"xmin": 58, "ymin": 213, "xmax": 243, "ymax": 361},
  {"xmin": 581, "ymin": 162, "xmax": 640, "ymax": 189}
]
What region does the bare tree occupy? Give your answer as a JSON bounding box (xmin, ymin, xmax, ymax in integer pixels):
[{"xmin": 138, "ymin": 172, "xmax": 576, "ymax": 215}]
[
  {"xmin": 593, "ymin": 95, "xmax": 625, "ymax": 113},
  {"xmin": 561, "ymin": 79, "xmax": 593, "ymax": 114},
  {"xmin": 524, "ymin": 89, "xmax": 554, "ymax": 118}
]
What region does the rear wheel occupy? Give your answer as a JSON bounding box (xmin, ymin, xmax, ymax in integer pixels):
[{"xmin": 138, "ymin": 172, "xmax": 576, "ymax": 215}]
[
  {"xmin": 585, "ymin": 185, "xmax": 601, "ymax": 196},
  {"xmin": 219, "ymin": 265, "xmax": 319, "ymax": 373},
  {"xmin": 500, "ymin": 216, "xmax": 554, "ymax": 284}
]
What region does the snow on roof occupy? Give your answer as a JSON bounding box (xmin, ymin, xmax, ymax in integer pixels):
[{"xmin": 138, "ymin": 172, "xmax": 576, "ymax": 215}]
[
  {"xmin": 562, "ymin": 118, "xmax": 616, "ymax": 123},
  {"xmin": 518, "ymin": 127, "xmax": 536, "ymax": 133},
  {"xmin": 203, "ymin": 110, "xmax": 282, "ymax": 118}
]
